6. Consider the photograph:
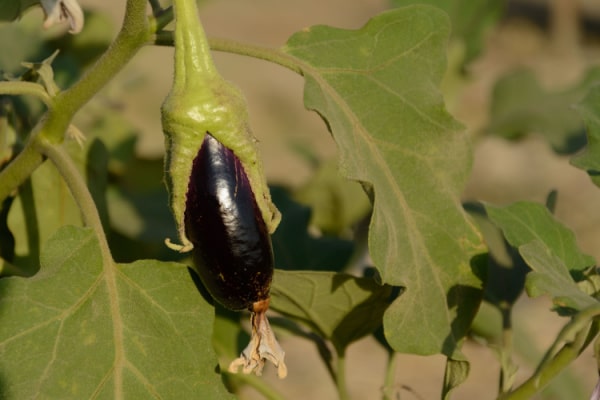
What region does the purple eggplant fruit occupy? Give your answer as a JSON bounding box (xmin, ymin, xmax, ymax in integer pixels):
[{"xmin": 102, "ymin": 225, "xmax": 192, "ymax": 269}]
[
  {"xmin": 184, "ymin": 133, "xmax": 286, "ymax": 378},
  {"xmin": 184, "ymin": 133, "xmax": 273, "ymax": 311}
]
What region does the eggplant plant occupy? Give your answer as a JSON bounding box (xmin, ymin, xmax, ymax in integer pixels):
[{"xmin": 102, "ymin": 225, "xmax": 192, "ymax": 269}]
[{"xmin": 0, "ymin": 0, "xmax": 600, "ymax": 399}]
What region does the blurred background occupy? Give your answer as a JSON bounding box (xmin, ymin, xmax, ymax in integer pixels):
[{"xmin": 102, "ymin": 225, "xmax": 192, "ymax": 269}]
[{"xmin": 3, "ymin": 0, "xmax": 600, "ymax": 398}]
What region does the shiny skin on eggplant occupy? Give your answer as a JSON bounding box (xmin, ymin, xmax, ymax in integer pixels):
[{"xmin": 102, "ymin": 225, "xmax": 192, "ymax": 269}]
[{"xmin": 184, "ymin": 133, "xmax": 274, "ymax": 311}]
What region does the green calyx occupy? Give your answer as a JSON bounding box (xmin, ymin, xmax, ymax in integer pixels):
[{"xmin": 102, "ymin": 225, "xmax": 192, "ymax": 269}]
[{"xmin": 161, "ymin": 0, "xmax": 280, "ymax": 252}]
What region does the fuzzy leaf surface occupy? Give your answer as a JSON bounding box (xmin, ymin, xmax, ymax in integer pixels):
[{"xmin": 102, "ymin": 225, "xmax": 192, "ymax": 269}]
[
  {"xmin": 0, "ymin": 226, "xmax": 231, "ymax": 399},
  {"xmin": 282, "ymin": 6, "xmax": 484, "ymax": 355}
]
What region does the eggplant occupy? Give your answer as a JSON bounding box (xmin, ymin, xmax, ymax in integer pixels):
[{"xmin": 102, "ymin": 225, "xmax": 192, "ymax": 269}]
[
  {"xmin": 184, "ymin": 133, "xmax": 286, "ymax": 378},
  {"xmin": 184, "ymin": 133, "xmax": 273, "ymax": 311}
]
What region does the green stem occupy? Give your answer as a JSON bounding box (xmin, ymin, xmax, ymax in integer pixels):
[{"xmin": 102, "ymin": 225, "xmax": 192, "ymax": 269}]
[
  {"xmin": 151, "ymin": 6, "xmax": 173, "ymax": 33},
  {"xmin": 499, "ymin": 321, "xmax": 592, "ymax": 400},
  {"xmin": 171, "ymin": 0, "xmax": 217, "ymax": 88},
  {"xmin": 499, "ymin": 305, "xmax": 514, "ymax": 394},
  {"xmin": 153, "ymin": 32, "xmax": 304, "ymax": 76},
  {"xmin": 37, "ymin": 141, "xmax": 112, "ymax": 262},
  {"xmin": 336, "ymin": 350, "xmax": 350, "ymax": 400},
  {"xmin": 499, "ymin": 304, "xmax": 600, "ymax": 399},
  {"xmin": 0, "ymin": 82, "xmax": 52, "ymax": 106},
  {"xmin": 0, "ymin": 141, "xmax": 44, "ymax": 203},
  {"xmin": 382, "ymin": 351, "xmax": 399, "ymax": 400}
]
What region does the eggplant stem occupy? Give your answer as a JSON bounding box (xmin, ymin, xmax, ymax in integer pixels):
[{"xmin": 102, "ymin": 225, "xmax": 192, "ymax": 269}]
[{"xmin": 228, "ymin": 304, "xmax": 287, "ymax": 379}]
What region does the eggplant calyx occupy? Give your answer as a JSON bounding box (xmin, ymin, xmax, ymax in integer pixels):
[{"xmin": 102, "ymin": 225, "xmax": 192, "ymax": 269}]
[{"xmin": 228, "ymin": 300, "xmax": 287, "ymax": 379}]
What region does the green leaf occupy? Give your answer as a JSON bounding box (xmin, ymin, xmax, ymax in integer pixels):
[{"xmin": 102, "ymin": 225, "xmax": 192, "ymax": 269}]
[
  {"xmin": 442, "ymin": 354, "xmax": 470, "ymax": 400},
  {"xmin": 391, "ymin": 0, "xmax": 504, "ymax": 64},
  {"xmin": 283, "ymin": 6, "xmax": 484, "ymax": 355},
  {"xmin": 486, "ymin": 68, "xmax": 600, "ymax": 153},
  {"xmin": 0, "ymin": 225, "xmax": 232, "ymax": 399},
  {"xmin": 485, "ymin": 202, "xmax": 596, "ymax": 275},
  {"xmin": 571, "ymin": 84, "xmax": 600, "ymax": 187},
  {"xmin": 270, "ymin": 270, "xmax": 395, "ymax": 353},
  {"xmin": 520, "ymin": 241, "xmax": 597, "ymax": 312}
]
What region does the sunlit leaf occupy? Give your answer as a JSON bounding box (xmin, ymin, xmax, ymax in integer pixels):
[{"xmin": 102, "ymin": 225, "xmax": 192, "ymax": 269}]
[
  {"xmin": 0, "ymin": 225, "xmax": 232, "ymax": 399},
  {"xmin": 283, "ymin": 5, "xmax": 484, "ymax": 355}
]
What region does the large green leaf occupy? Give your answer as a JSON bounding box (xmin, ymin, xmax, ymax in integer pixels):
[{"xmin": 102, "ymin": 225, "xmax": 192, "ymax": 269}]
[
  {"xmin": 0, "ymin": 225, "xmax": 232, "ymax": 399},
  {"xmin": 270, "ymin": 270, "xmax": 395, "ymax": 353},
  {"xmin": 282, "ymin": 6, "xmax": 484, "ymax": 355},
  {"xmin": 571, "ymin": 84, "xmax": 600, "ymax": 187}
]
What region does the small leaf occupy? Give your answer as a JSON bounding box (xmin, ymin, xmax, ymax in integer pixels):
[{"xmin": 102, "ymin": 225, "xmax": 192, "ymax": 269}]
[
  {"xmin": 0, "ymin": 226, "xmax": 232, "ymax": 399},
  {"xmin": 486, "ymin": 202, "xmax": 596, "ymax": 275},
  {"xmin": 442, "ymin": 353, "xmax": 470, "ymax": 400},
  {"xmin": 520, "ymin": 241, "xmax": 597, "ymax": 312},
  {"xmin": 283, "ymin": 5, "xmax": 484, "ymax": 356},
  {"xmin": 270, "ymin": 270, "xmax": 395, "ymax": 352},
  {"xmin": 571, "ymin": 84, "xmax": 600, "ymax": 187}
]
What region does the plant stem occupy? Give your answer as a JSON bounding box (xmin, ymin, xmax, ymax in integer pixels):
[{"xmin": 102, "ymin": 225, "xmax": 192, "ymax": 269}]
[
  {"xmin": 499, "ymin": 305, "xmax": 514, "ymax": 394},
  {"xmin": 153, "ymin": 33, "xmax": 304, "ymax": 76},
  {"xmin": 151, "ymin": 6, "xmax": 173, "ymax": 32},
  {"xmin": 0, "ymin": 82, "xmax": 52, "ymax": 106},
  {"xmin": 37, "ymin": 141, "xmax": 111, "ymax": 263},
  {"xmin": 210, "ymin": 37, "xmax": 303, "ymax": 75},
  {"xmin": 0, "ymin": 142, "xmax": 44, "ymax": 203},
  {"xmin": 170, "ymin": 0, "xmax": 217, "ymax": 88},
  {"xmin": 383, "ymin": 351, "xmax": 399, "ymax": 400},
  {"xmin": 499, "ymin": 321, "xmax": 591, "ymax": 400},
  {"xmin": 336, "ymin": 350, "xmax": 350, "ymax": 400}
]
